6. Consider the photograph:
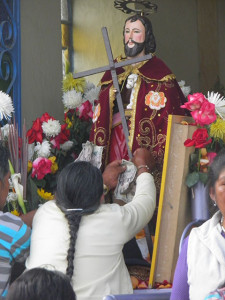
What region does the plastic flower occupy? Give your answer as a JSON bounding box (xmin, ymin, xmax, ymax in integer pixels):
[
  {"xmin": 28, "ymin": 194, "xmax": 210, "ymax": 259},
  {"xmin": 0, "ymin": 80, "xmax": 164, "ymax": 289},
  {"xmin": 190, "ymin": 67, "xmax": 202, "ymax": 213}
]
[
  {"xmin": 62, "ymin": 73, "xmax": 86, "ymax": 92},
  {"xmin": 0, "ymin": 91, "xmax": 14, "ymax": 121},
  {"xmin": 83, "ymin": 86, "xmax": 101, "ymax": 104},
  {"xmin": 37, "ymin": 188, "xmax": 54, "ymax": 200},
  {"xmin": 191, "ymin": 101, "xmax": 217, "ymax": 126},
  {"xmin": 34, "ymin": 140, "xmax": 51, "ymax": 158},
  {"xmin": 51, "ymin": 124, "xmax": 70, "ymax": 149},
  {"xmin": 31, "ymin": 157, "xmax": 52, "ymax": 180},
  {"xmin": 27, "ymin": 160, "xmax": 33, "ymax": 173},
  {"xmin": 76, "ymin": 100, "xmax": 93, "ymax": 121},
  {"xmin": 11, "ymin": 173, "xmax": 26, "ymax": 214},
  {"xmin": 42, "ymin": 119, "xmax": 61, "ymax": 138},
  {"xmin": 62, "ymin": 89, "xmax": 83, "ymax": 109},
  {"xmin": 210, "ymin": 118, "xmax": 225, "ymax": 141},
  {"xmin": 178, "ymin": 80, "xmax": 191, "ymax": 98},
  {"xmin": 207, "ymin": 91, "xmax": 225, "ymax": 119},
  {"xmin": 27, "ymin": 118, "xmax": 43, "ymax": 144},
  {"xmin": 11, "ymin": 209, "xmax": 20, "ymax": 216},
  {"xmin": 60, "ymin": 140, "xmax": 73, "ymax": 151},
  {"xmin": 184, "ymin": 128, "xmax": 212, "ymax": 148},
  {"xmin": 48, "ymin": 156, "xmax": 58, "ymax": 174},
  {"xmin": 181, "ymin": 93, "xmax": 206, "ymax": 111},
  {"xmin": 0, "ymin": 124, "xmax": 11, "ymax": 138}
]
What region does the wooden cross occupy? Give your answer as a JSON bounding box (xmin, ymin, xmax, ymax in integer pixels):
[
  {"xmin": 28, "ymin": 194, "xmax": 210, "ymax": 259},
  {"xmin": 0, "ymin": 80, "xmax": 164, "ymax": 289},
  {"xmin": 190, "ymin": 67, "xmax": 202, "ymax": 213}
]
[{"xmin": 74, "ymin": 27, "xmax": 152, "ymax": 159}]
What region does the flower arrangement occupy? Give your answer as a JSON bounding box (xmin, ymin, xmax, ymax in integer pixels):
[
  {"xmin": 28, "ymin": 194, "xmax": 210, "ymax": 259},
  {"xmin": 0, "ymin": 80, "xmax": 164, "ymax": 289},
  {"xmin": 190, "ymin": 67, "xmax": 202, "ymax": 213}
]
[
  {"xmin": 26, "ymin": 75, "xmax": 100, "ymax": 207},
  {"xmin": 0, "ymin": 91, "xmax": 28, "ymax": 215},
  {"xmin": 182, "ymin": 91, "xmax": 225, "ymax": 188}
]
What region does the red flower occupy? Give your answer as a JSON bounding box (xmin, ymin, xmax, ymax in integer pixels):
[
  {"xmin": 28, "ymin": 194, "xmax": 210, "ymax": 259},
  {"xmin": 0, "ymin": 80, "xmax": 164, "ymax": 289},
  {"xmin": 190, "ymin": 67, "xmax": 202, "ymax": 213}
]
[
  {"xmin": 40, "ymin": 112, "xmax": 55, "ymax": 123},
  {"xmin": 184, "ymin": 128, "xmax": 212, "ymax": 148},
  {"xmin": 181, "ymin": 93, "xmax": 206, "ymax": 111},
  {"xmin": 51, "ymin": 124, "xmax": 70, "ymax": 149},
  {"xmin": 191, "ymin": 101, "xmax": 216, "ymax": 126},
  {"xmin": 27, "ymin": 118, "xmax": 43, "ymax": 144},
  {"xmin": 76, "ymin": 100, "xmax": 93, "ymax": 121},
  {"xmin": 31, "ymin": 157, "xmax": 52, "ymax": 180}
]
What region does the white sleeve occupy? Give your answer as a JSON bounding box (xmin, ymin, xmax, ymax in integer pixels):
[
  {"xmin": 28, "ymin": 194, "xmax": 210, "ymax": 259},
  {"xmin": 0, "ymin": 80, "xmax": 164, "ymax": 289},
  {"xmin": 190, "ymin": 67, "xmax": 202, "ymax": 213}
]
[{"xmin": 120, "ymin": 172, "xmax": 156, "ymax": 242}]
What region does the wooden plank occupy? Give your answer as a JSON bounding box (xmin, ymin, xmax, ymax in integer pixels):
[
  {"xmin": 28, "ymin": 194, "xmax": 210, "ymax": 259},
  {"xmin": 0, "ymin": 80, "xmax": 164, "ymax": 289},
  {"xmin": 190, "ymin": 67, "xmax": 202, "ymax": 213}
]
[{"xmin": 149, "ymin": 115, "xmax": 196, "ymax": 287}]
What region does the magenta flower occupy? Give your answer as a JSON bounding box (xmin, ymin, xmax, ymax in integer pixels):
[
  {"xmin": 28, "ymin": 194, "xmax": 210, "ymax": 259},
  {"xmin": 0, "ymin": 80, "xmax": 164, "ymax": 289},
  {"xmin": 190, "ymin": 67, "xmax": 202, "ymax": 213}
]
[
  {"xmin": 191, "ymin": 101, "xmax": 216, "ymax": 126},
  {"xmin": 31, "ymin": 157, "xmax": 52, "ymax": 180},
  {"xmin": 181, "ymin": 93, "xmax": 206, "ymax": 111}
]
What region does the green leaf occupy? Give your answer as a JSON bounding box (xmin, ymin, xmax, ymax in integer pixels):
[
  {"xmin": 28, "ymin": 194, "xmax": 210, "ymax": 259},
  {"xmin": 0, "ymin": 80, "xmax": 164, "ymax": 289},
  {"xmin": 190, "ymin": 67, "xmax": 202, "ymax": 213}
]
[
  {"xmin": 186, "ymin": 171, "xmax": 200, "ymax": 188},
  {"xmin": 199, "ymin": 172, "xmax": 208, "ymax": 185}
]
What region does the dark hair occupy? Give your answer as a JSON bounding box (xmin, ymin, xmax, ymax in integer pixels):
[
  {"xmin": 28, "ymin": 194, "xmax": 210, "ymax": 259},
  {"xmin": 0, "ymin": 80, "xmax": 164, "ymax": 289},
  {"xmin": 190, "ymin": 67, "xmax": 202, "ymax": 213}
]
[
  {"xmin": 123, "ymin": 14, "xmax": 156, "ymax": 54},
  {"xmin": 0, "ymin": 141, "xmax": 9, "ymax": 182},
  {"xmin": 6, "ymin": 268, "xmax": 76, "ymax": 300},
  {"xmin": 208, "ymin": 149, "xmax": 225, "ymax": 189},
  {"xmin": 55, "ymin": 161, "xmax": 103, "ymax": 279}
]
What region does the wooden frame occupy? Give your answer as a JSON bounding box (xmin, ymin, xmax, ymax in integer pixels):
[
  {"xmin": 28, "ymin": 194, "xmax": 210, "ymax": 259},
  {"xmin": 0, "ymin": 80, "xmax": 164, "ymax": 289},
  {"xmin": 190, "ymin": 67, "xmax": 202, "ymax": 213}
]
[{"xmin": 149, "ymin": 114, "xmax": 196, "ymax": 287}]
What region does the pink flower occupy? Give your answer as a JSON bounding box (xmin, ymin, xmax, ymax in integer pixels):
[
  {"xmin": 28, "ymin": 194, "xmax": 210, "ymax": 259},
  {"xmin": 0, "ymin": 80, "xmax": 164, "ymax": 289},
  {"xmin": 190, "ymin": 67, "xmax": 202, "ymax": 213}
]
[
  {"xmin": 181, "ymin": 93, "xmax": 206, "ymax": 111},
  {"xmin": 191, "ymin": 101, "xmax": 216, "ymax": 126},
  {"xmin": 76, "ymin": 100, "xmax": 93, "ymax": 121},
  {"xmin": 31, "ymin": 157, "xmax": 52, "ymax": 180},
  {"xmin": 184, "ymin": 128, "xmax": 212, "ymax": 148},
  {"xmin": 208, "ymin": 152, "xmax": 217, "ymax": 165}
]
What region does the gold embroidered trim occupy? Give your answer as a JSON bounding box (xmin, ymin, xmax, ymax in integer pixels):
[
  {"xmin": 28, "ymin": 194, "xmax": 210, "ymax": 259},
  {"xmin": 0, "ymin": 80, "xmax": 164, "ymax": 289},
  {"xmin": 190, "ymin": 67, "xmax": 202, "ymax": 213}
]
[
  {"xmin": 94, "ymin": 127, "xmax": 106, "ymax": 146},
  {"xmin": 128, "ymin": 76, "xmax": 141, "ymax": 151},
  {"xmin": 139, "ymin": 72, "xmax": 176, "ymax": 83}
]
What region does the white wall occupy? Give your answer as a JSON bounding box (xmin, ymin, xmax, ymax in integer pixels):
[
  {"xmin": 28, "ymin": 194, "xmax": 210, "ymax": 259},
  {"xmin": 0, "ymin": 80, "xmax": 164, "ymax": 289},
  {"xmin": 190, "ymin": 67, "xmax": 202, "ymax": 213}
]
[{"xmin": 20, "ymin": 0, "xmax": 64, "ymax": 129}]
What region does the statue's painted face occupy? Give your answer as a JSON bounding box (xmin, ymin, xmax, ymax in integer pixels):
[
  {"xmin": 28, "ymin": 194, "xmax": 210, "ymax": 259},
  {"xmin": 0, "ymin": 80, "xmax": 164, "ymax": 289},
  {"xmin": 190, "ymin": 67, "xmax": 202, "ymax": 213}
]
[{"xmin": 124, "ymin": 19, "xmax": 146, "ymax": 58}]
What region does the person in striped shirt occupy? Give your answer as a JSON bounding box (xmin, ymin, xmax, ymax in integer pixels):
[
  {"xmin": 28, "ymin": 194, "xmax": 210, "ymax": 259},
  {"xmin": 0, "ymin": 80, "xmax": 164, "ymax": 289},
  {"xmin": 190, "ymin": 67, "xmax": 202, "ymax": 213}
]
[{"xmin": 0, "ymin": 142, "xmax": 31, "ymax": 299}]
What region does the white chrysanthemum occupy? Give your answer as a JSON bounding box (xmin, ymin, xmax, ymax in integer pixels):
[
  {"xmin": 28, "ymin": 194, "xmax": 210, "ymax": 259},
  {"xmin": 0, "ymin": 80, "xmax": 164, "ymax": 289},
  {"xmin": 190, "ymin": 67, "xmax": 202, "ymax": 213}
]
[
  {"xmin": 0, "ymin": 91, "xmax": 14, "ymax": 121},
  {"xmin": 7, "ymin": 192, "xmax": 18, "ymax": 203},
  {"xmin": 62, "ymin": 89, "xmax": 83, "ymax": 109},
  {"xmin": 178, "ymin": 80, "xmax": 191, "ymax": 98},
  {"xmin": 60, "ymin": 140, "xmax": 73, "ymax": 151},
  {"xmin": 42, "ymin": 119, "xmax": 61, "ymax": 138},
  {"xmin": 207, "ymin": 91, "xmax": 225, "ymax": 119},
  {"xmin": 0, "ymin": 124, "xmax": 10, "ymax": 138},
  {"xmin": 34, "ymin": 140, "xmax": 51, "ymax": 158},
  {"xmin": 28, "ymin": 143, "xmax": 35, "ymax": 161},
  {"xmin": 83, "ymin": 86, "xmax": 101, "ymax": 104},
  {"xmin": 84, "ymin": 81, "xmax": 95, "ymax": 93}
]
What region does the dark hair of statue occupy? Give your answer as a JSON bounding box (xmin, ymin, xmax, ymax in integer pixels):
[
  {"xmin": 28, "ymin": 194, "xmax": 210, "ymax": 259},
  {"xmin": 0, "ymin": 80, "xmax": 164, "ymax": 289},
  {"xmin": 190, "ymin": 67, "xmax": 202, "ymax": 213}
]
[
  {"xmin": 0, "ymin": 141, "xmax": 9, "ymax": 182},
  {"xmin": 6, "ymin": 268, "xmax": 76, "ymax": 300},
  {"xmin": 55, "ymin": 161, "xmax": 103, "ymax": 280},
  {"xmin": 208, "ymin": 149, "xmax": 225, "ymax": 190},
  {"xmin": 123, "ymin": 14, "xmax": 156, "ymax": 54}
]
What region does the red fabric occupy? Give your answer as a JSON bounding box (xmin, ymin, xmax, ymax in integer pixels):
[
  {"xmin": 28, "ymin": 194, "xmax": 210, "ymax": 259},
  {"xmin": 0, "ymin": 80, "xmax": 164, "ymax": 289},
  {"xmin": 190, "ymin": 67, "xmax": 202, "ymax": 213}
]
[
  {"xmin": 109, "ymin": 124, "xmax": 129, "ymax": 163},
  {"xmin": 90, "ymin": 55, "xmax": 186, "ymax": 173}
]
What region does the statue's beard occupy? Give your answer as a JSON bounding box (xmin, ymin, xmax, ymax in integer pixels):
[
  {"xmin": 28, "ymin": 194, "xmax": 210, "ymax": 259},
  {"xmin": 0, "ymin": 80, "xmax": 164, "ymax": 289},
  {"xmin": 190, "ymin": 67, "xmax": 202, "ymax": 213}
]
[{"xmin": 124, "ymin": 40, "xmax": 145, "ymax": 57}]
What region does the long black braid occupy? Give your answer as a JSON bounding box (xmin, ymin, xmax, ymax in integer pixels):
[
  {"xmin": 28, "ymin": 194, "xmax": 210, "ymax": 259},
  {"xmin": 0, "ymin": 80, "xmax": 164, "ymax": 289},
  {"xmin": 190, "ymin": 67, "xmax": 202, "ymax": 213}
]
[{"xmin": 55, "ymin": 161, "xmax": 103, "ymax": 280}]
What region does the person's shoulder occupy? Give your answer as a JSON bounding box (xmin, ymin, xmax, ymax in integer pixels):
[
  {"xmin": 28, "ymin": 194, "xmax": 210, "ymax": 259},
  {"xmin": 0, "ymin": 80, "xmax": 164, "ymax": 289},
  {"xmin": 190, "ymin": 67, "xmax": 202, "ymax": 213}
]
[
  {"xmin": 139, "ymin": 55, "xmax": 174, "ymax": 79},
  {"xmin": 0, "ymin": 211, "xmax": 28, "ymax": 237}
]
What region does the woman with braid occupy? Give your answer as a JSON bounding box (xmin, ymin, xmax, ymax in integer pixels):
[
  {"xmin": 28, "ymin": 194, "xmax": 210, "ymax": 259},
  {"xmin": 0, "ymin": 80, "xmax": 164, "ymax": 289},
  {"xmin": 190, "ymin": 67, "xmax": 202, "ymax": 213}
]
[{"xmin": 25, "ymin": 148, "xmax": 156, "ymax": 300}]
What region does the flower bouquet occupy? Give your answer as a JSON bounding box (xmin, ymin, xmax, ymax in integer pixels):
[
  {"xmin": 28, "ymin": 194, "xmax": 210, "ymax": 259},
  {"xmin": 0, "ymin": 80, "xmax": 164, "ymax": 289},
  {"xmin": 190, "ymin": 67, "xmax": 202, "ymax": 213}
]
[
  {"xmin": 26, "ymin": 75, "xmax": 100, "ymax": 208},
  {"xmin": 181, "ymin": 91, "xmax": 225, "ymax": 188},
  {"xmin": 0, "ymin": 91, "xmax": 28, "ymax": 215}
]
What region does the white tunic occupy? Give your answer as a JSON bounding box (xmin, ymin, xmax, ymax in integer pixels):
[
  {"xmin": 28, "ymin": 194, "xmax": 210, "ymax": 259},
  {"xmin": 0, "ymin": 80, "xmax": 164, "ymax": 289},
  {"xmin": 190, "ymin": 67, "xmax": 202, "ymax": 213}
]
[
  {"xmin": 26, "ymin": 173, "xmax": 156, "ymax": 300},
  {"xmin": 187, "ymin": 211, "xmax": 225, "ymax": 300}
]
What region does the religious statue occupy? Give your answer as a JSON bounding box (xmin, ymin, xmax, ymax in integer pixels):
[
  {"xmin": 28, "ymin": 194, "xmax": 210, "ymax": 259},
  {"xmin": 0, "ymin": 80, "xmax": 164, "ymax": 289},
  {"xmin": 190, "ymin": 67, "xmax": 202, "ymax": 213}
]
[{"xmin": 90, "ymin": 14, "xmax": 186, "ymax": 197}]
